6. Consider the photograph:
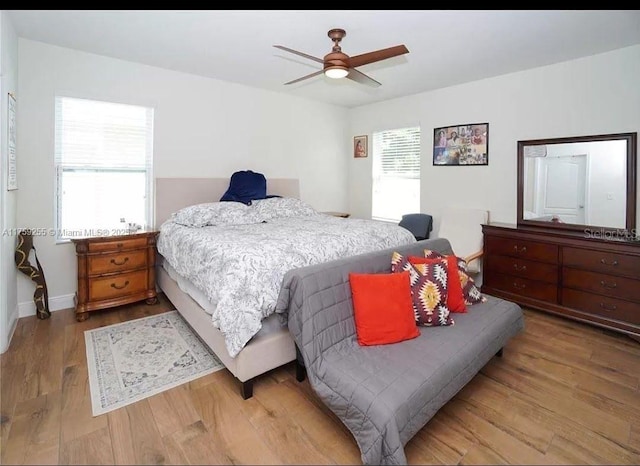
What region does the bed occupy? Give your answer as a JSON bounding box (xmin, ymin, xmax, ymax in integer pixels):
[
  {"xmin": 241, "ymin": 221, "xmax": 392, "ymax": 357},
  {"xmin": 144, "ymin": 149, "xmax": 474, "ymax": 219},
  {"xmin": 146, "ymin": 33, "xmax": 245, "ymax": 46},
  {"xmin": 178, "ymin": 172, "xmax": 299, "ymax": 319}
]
[{"xmin": 154, "ymin": 177, "xmax": 416, "ymax": 398}]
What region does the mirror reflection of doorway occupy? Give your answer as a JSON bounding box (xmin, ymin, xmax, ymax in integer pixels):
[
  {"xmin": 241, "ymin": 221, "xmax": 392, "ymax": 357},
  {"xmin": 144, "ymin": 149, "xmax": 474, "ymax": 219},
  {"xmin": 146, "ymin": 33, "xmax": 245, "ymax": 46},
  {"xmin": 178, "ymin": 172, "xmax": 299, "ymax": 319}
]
[{"xmin": 533, "ymin": 154, "xmax": 587, "ymax": 224}]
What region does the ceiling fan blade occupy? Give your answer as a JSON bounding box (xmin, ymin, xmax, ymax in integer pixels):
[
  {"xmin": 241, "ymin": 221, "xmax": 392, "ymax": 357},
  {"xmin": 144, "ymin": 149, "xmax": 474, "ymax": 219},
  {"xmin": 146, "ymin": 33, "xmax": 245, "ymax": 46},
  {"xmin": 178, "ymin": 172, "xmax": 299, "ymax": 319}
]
[
  {"xmin": 349, "ymin": 45, "xmax": 409, "ymax": 68},
  {"xmin": 346, "ymin": 68, "xmax": 381, "ymax": 87},
  {"xmin": 273, "ymin": 45, "xmax": 324, "ymax": 64},
  {"xmin": 284, "ymin": 69, "xmax": 324, "ymax": 85}
]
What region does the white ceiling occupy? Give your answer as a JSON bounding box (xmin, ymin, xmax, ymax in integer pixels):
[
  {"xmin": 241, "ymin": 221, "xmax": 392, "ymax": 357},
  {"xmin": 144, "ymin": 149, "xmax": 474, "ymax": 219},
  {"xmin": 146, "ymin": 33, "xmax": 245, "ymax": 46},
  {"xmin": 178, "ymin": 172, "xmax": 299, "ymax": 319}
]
[{"xmin": 8, "ymin": 10, "xmax": 640, "ymax": 108}]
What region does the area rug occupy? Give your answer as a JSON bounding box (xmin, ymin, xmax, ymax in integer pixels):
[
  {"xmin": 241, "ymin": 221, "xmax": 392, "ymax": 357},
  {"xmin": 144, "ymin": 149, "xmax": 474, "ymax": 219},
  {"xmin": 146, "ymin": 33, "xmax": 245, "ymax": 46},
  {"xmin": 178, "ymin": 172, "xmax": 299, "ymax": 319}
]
[{"xmin": 85, "ymin": 311, "xmax": 224, "ymax": 416}]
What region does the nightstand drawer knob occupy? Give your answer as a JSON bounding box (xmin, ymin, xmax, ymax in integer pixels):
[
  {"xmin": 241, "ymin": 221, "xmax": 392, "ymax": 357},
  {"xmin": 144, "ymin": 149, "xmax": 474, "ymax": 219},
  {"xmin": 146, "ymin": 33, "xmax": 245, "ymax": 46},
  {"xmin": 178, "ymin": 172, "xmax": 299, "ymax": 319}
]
[
  {"xmin": 110, "ymin": 280, "xmax": 130, "ymax": 290},
  {"xmin": 513, "ymin": 245, "xmax": 527, "ymax": 254},
  {"xmin": 513, "ymin": 263, "xmax": 527, "ymax": 272},
  {"xmin": 110, "ymin": 257, "xmax": 129, "ymax": 266},
  {"xmin": 116, "ymin": 243, "xmax": 124, "ymax": 248}
]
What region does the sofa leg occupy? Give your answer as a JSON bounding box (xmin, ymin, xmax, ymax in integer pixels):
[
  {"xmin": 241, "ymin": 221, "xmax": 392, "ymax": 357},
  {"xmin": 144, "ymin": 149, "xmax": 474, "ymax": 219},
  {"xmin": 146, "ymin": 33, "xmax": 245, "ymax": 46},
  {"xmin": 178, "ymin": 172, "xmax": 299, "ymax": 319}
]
[
  {"xmin": 295, "ymin": 345, "xmax": 306, "ymax": 382},
  {"xmin": 296, "ymin": 359, "xmax": 306, "ymax": 382},
  {"xmin": 240, "ymin": 379, "xmax": 254, "ymax": 400},
  {"xmin": 496, "ymin": 348, "xmax": 504, "ymax": 358}
]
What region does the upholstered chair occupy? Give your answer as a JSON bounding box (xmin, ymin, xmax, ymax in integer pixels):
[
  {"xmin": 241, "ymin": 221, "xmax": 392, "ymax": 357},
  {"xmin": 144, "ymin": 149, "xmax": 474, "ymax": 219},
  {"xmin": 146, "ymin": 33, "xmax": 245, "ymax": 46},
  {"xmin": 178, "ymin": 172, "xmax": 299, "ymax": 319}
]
[{"xmin": 398, "ymin": 213, "xmax": 433, "ymax": 241}]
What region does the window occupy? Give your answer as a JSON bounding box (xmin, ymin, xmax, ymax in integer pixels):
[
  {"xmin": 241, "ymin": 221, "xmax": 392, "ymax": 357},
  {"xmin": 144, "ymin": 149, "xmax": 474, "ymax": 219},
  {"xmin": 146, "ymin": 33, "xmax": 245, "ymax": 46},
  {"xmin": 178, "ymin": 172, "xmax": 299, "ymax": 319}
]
[
  {"xmin": 372, "ymin": 127, "xmax": 421, "ymax": 222},
  {"xmin": 55, "ymin": 97, "xmax": 154, "ymax": 240}
]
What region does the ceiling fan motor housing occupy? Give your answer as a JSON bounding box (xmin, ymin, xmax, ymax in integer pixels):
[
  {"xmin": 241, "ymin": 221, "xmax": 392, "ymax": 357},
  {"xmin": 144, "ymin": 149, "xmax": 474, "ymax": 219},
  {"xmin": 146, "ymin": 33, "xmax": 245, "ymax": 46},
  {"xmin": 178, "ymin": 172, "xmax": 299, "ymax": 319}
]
[
  {"xmin": 325, "ymin": 29, "xmax": 349, "ymax": 70},
  {"xmin": 323, "ymin": 51, "xmax": 349, "ymax": 70}
]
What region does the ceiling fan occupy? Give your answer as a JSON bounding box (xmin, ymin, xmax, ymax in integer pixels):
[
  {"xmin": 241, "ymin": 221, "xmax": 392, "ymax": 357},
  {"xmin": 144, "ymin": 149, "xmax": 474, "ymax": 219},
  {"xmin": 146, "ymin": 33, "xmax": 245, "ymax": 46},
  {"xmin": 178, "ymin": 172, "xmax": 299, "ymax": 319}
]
[{"xmin": 274, "ymin": 28, "xmax": 409, "ymax": 87}]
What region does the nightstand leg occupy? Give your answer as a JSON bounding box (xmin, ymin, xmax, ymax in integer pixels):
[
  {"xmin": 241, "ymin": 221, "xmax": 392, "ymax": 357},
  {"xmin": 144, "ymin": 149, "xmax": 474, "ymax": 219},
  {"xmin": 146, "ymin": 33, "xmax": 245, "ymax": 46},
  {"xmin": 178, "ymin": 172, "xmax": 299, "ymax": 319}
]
[
  {"xmin": 146, "ymin": 297, "xmax": 158, "ymax": 305},
  {"xmin": 76, "ymin": 311, "xmax": 89, "ymax": 322}
]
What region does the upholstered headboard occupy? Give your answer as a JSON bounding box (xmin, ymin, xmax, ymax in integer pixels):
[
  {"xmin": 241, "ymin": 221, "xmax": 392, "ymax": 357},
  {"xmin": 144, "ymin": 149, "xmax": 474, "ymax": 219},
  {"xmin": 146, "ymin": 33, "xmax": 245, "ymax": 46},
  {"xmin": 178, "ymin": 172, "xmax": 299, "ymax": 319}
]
[{"xmin": 154, "ymin": 177, "xmax": 300, "ymax": 227}]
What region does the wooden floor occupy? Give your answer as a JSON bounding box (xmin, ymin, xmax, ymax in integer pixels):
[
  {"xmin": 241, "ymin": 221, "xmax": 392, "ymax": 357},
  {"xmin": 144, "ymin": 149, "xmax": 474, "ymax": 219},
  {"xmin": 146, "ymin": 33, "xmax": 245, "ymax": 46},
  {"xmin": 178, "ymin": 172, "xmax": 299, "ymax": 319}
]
[{"xmin": 1, "ymin": 295, "xmax": 639, "ymax": 465}]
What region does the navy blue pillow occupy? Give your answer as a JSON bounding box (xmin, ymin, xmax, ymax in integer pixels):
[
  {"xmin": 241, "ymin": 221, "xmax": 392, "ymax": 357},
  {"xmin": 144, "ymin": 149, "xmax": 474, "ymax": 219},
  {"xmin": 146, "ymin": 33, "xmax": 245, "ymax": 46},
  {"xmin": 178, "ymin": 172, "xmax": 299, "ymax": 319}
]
[{"xmin": 220, "ymin": 170, "xmax": 267, "ymax": 205}]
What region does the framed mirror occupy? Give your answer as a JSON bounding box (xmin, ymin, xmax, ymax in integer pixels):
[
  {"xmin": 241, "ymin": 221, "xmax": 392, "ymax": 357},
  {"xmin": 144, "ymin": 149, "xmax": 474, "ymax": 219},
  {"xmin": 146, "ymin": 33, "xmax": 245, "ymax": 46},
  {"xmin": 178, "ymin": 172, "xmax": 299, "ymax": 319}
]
[{"xmin": 517, "ymin": 132, "xmax": 637, "ymax": 235}]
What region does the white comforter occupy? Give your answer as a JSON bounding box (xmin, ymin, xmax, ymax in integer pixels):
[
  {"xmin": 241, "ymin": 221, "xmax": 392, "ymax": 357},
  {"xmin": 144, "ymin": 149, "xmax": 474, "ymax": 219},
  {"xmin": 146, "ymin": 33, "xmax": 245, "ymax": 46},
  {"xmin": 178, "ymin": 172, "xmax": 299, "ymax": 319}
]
[{"xmin": 158, "ymin": 214, "xmax": 415, "ymax": 357}]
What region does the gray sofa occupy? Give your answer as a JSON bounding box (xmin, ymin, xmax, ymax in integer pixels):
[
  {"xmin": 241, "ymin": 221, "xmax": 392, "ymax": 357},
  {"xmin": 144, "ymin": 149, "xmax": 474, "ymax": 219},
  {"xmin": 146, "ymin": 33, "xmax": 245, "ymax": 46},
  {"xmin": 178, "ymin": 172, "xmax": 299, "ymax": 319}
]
[{"xmin": 276, "ymin": 238, "xmax": 524, "ymax": 465}]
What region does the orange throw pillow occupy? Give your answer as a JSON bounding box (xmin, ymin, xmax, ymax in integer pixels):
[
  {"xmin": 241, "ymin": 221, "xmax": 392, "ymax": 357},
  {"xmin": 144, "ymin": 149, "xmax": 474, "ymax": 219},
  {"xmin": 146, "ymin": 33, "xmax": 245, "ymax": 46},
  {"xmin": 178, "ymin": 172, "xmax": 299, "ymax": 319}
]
[
  {"xmin": 349, "ymin": 272, "xmax": 420, "ymax": 346},
  {"xmin": 409, "ymin": 255, "xmax": 467, "ymax": 313}
]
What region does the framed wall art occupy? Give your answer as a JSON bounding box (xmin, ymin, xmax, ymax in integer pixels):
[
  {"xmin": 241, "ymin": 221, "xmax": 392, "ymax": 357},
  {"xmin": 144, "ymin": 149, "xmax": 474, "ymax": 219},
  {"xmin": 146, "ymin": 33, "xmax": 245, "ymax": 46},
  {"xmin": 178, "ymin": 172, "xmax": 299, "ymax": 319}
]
[
  {"xmin": 433, "ymin": 122, "xmax": 489, "ymax": 166},
  {"xmin": 354, "ymin": 135, "xmax": 368, "ymax": 158}
]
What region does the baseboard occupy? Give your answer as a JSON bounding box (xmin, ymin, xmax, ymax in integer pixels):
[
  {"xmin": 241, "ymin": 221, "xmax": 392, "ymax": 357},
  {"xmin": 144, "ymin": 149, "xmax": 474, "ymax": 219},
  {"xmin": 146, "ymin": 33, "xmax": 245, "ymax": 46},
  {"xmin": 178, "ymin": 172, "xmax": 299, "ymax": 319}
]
[
  {"xmin": 18, "ymin": 293, "xmax": 75, "ymax": 318},
  {"xmin": 1, "ymin": 310, "xmax": 19, "ymax": 354}
]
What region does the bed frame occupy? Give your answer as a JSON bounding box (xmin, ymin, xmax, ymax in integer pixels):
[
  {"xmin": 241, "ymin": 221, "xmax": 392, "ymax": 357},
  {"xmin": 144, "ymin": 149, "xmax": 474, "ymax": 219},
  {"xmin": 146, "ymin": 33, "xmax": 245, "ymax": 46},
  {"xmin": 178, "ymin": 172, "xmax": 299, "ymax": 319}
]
[{"xmin": 155, "ymin": 178, "xmax": 300, "ymax": 399}]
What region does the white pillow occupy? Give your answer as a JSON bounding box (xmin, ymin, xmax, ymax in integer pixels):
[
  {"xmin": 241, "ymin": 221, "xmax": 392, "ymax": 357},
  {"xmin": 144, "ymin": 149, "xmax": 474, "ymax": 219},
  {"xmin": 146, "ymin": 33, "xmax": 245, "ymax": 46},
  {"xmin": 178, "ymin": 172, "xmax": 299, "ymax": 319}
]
[
  {"xmin": 172, "ymin": 202, "xmax": 251, "ymax": 227},
  {"xmin": 251, "ymin": 197, "xmax": 318, "ymax": 221}
]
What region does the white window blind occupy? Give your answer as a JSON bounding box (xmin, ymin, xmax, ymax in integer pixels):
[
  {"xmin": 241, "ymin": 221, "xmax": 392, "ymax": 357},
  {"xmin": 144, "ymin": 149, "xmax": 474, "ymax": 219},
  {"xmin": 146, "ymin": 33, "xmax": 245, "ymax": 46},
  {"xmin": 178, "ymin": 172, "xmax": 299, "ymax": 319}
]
[
  {"xmin": 55, "ymin": 97, "xmax": 154, "ymax": 239},
  {"xmin": 372, "ymin": 127, "xmax": 421, "ymax": 222}
]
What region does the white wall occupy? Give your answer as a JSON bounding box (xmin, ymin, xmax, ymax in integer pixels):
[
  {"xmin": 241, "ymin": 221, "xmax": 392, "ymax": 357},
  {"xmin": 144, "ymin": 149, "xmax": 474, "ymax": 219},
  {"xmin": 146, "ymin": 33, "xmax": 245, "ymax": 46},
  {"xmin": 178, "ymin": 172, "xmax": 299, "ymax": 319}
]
[
  {"xmin": 347, "ymin": 45, "xmax": 640, "ymax": 237},
  {"xmin": 16, "ymin": 39, "xmax": 348, "ymax": 314},
  {"xmin": 0, "ymin": 11, "xmax": 18, "ymax": 352}
]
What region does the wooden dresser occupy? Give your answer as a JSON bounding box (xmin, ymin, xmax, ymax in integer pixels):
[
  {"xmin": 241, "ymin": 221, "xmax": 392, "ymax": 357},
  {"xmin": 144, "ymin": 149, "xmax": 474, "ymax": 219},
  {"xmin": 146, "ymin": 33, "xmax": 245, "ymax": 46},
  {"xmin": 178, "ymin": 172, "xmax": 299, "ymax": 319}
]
[
  {"xmin": 72, "ymin": 231, "xmax": 159, "ymax": 321},
  {"xmin": 482, "ymin": 223, "xmax": 640, "ymax": 339}
]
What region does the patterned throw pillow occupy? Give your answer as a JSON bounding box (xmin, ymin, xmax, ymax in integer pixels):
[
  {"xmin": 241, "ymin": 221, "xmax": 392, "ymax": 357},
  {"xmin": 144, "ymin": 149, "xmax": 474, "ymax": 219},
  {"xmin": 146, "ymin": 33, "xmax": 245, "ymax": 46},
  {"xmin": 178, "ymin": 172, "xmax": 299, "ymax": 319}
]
[
  {"xmin": 424, "ymin": 249, "xmax": 486, "ymax": 305},
  {"xmin": 409, "ymin": 255, "xmax": 467, "ymax": 313},
  {"xmin": 391, "ymin": 252, "xmax": 454, "ymax": 327}
]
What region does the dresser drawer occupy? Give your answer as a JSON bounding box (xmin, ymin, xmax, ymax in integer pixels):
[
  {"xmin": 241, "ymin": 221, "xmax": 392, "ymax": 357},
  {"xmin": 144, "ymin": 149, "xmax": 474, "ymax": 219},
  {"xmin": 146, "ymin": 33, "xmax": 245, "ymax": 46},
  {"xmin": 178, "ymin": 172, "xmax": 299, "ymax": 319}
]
[
  {"xmin": 89, "ymin": 269, "xmax": 148, "ymax": 301},
  {"xmin": 563, "ymin": 247, "xmax": 640, "ymax": 279},
  {"xmin": 88, "ymin": 250, "xmax": 148, "ymax": 276},
  {"xmin": 88, "ymin": 237, "xmax": 148, "ymax": 253},
  {"xmin": 488, "ymin": 255, "xmax": 558, "ymax": 284},
  {"xmin": 487, "ymin": 272, "xmax": 558, "ymax": 302},
  {"xmin": 485, "ymin": 236, "xmax": 558, "ymax": 264},
  {"xmin": 563, "ymin": 268, "xmax": 640, "ymax": 302},
  {"xmin": 563, "ymin": 288, "xmax": 640, "ymax": 326}
]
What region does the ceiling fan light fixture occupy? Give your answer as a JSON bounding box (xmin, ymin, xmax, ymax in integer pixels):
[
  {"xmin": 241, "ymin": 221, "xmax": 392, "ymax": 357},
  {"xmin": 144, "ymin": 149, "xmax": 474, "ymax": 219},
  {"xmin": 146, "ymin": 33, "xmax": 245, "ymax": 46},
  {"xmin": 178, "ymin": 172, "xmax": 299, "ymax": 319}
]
[{"xmin": 324, "ymin": 66, "xmax": 349, "ymax": 79}]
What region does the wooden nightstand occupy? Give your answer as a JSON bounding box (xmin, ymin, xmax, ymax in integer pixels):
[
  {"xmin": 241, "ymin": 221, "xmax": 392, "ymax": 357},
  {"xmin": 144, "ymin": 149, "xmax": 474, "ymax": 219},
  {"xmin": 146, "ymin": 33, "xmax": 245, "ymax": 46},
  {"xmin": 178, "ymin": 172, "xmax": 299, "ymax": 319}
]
[
  {"xmin": 71, "ymin": 231, "xmax": 159, "ymax": 322},
  {"xmin": 322, "ymin": 211, "xmax": 350, "ymax": 218}
]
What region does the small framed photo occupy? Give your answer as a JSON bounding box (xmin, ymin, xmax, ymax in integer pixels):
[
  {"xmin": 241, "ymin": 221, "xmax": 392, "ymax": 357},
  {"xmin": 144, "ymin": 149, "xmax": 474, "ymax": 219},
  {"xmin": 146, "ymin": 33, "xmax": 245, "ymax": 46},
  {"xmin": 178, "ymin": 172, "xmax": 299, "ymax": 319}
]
[
  {"xmin": 354, "ymin": 135, "xmax": 368, "ymax": 158},
  {"xmin": 433, "ymin": 122, "xmax": 489, "ymax": 166}
]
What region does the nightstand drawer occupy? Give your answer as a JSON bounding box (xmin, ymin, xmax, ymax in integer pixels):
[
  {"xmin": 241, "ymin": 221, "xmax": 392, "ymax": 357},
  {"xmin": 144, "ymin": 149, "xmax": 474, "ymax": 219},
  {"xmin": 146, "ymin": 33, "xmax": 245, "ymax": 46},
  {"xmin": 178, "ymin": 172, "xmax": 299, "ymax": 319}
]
[
  {"xmin": 88, "ymin": 237, "xmax": 148, "ymax": 253},
  {"xmin": 89, "ymin": 269, "xmax": 147, "ymax": 301},
  {"xmin": 88, "ymin": 250, "xmax": 147, "ymax": 276},
  {"xmin": 485, "ymin": 236, "xmax": 558, "ymax": 264}
]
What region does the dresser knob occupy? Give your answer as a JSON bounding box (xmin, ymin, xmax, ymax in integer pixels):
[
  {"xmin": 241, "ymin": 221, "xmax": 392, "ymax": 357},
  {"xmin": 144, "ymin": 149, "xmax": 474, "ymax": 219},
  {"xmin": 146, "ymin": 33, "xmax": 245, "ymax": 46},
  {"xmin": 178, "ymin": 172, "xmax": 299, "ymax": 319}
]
[
  {"xmin": 513, "ymin": 263, "xmax": 527, "ymax": 272},
  {"xmin": 110, "ymin": 280, "xmax": 130, "ymax": 290},
  {"xmin": 600, "ymin": 258, "xmax": 619, "ymax": 266},
  {"xmin": 513, "ymin": 245, "xmax": 527, "ymax": 254},
  {"xmin": 110, "ymin": 257, "xmax": 129, "ymax": 266},
  {"xmin": 512, "ymin": 282, "xmax": 527, "ymax": 290},
  {"xmin": 599, "ymin": 302, "xmax": 617, "ymax": 311},
  {"xmin": 600, "ymin": 280, "xmax": 617, "ymax": 289}
]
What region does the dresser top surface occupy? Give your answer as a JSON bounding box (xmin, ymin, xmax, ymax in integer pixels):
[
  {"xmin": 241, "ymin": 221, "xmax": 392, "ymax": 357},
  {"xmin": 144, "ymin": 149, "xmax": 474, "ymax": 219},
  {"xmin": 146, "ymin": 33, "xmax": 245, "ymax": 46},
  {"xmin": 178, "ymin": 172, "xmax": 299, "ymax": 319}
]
[
  {"xmin": 70, "ymin": 229, "xmax": 159, "ymax": 243},
  {"xmin": 484, "ymin": 222, "xmax": 640, "ymax": 248}
]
